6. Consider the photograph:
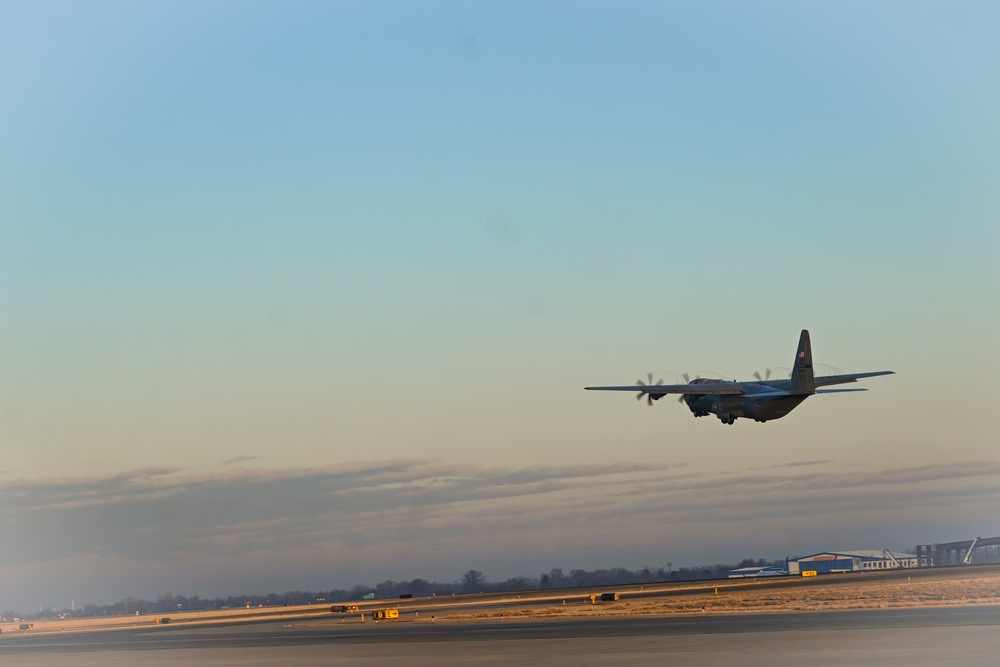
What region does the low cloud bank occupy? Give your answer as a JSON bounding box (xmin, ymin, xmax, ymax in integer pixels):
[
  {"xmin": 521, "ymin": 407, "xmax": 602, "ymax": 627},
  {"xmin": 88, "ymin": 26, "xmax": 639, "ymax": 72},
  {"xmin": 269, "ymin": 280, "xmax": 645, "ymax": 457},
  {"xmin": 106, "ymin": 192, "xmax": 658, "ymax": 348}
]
[{"xmin": 2, "ymin": 458, "xmax": 998, "ymax": 610}]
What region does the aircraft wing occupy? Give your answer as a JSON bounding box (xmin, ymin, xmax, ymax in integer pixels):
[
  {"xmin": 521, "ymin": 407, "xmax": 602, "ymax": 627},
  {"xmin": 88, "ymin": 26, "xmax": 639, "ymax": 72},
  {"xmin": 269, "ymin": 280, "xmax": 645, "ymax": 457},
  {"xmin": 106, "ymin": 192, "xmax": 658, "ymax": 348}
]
[
  {"xmin": 814, "ymin": 370, "xmax": 894, "ymax": 388},
  {"xmin": 585, "ymin": 382, "xmax": 745, "ymax": 395}
]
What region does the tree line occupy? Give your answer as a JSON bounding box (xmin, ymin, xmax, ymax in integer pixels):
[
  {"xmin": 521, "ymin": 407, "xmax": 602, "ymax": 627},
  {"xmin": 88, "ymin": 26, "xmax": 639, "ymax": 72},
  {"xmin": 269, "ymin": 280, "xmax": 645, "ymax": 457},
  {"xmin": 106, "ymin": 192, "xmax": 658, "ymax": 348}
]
[{"xmin": 3, "ymin": 558, "xmax": 784, "ymax": 621}]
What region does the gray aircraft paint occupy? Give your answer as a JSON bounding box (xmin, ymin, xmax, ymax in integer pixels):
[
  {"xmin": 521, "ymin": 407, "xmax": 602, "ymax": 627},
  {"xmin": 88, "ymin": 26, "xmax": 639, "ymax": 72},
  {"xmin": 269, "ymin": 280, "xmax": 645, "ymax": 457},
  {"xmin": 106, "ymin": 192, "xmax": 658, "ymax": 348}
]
[{"xmin": 585, "ymin": 330, "xmax": 893, "ymax": 425}]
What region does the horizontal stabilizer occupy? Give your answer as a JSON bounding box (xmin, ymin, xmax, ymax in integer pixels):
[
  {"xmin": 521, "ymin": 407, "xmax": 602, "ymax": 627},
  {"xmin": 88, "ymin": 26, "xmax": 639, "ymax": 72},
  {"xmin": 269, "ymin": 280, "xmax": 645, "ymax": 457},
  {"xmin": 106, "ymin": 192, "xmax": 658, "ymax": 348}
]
[
  {"xmin": 814, "ymin": 370, "xmax": 894, "ymax": 387},
  {"xmin": 816, "ymin": 388, "xmax": 869, "ymax": 393}
]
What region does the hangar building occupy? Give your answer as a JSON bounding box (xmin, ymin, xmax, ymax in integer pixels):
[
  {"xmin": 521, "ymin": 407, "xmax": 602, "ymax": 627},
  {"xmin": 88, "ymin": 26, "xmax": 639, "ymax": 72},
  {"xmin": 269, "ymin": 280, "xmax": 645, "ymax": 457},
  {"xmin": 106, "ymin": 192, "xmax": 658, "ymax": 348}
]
[
  {"xmin": 788, "ymin": 550, "xmax": 917, "ymax": 575},
  {"xmin": 915, "ymin": 536, "xmax": 1000, "ymax": 567}
]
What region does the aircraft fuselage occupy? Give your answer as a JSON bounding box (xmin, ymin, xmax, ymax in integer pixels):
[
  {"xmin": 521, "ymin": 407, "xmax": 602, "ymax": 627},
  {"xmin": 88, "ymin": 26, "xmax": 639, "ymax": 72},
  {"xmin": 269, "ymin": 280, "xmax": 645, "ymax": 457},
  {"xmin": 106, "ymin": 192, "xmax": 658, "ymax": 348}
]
[{"xmin": 683, "ymin": 390, "xmax": 808, "ymax": 424}]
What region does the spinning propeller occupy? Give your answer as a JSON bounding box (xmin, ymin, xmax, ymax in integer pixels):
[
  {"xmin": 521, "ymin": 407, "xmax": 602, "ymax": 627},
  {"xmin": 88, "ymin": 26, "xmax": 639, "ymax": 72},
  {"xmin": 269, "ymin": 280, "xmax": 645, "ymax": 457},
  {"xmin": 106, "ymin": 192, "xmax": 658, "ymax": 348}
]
[
  {"xmin": 636, "ymin": 372, "xmax": 664, "ymax": 406},
  {"xmin": 678, "ymin": 372, "xmax": 696, "ymax": 402}
]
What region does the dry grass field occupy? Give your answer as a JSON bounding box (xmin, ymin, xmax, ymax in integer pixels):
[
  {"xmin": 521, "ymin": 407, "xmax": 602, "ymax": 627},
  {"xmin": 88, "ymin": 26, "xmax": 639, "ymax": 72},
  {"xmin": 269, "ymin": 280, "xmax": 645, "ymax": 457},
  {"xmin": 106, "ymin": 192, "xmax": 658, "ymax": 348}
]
[
  {"xmin": 5, "ymin": 568, "xmax": 1000, "ymax": 636},
  {"xmin": 447, "ymin": 569, "xmax": 1000, "ymax": 620}
]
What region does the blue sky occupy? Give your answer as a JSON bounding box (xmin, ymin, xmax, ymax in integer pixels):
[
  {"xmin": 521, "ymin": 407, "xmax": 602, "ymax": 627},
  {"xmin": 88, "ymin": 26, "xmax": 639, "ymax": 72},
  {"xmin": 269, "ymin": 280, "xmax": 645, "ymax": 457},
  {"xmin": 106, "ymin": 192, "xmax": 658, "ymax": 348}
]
[{"xmin": 1, "ymin": 1, "xmax": 998, "ymax": 611}]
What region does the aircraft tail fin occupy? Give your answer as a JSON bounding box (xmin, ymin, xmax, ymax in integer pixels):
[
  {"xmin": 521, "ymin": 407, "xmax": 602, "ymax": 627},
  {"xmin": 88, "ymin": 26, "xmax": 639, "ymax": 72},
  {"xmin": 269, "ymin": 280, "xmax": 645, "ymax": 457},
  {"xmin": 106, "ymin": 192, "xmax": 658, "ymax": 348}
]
[{"xmin": 790, "ymin": 329, "xmax": 815, "ymax": 394}]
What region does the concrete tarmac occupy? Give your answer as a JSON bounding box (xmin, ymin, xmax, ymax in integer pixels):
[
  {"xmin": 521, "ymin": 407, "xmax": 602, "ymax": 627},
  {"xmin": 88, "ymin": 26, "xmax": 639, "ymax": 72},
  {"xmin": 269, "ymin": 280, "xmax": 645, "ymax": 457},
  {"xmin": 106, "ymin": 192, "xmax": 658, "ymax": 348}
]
[{"xmin": 2, "ymin": 606, "xmax": 999, "ymax": 666}]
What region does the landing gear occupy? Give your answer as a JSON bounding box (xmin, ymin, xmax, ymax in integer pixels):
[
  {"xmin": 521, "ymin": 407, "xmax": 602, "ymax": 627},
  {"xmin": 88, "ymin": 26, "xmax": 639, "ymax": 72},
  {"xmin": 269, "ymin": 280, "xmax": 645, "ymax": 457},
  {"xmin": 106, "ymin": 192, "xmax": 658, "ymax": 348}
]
[{"xmin": 717, "ymin": 414, "xmax": 736, "ymax": 425}]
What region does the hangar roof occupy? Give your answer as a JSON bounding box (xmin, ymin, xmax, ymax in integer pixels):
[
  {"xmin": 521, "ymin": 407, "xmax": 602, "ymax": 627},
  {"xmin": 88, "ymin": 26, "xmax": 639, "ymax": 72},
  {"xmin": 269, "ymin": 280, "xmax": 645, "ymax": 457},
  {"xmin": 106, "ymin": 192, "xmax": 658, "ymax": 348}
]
[{"xmin": 794, "ymin": 550, "xmax": 915, "ymax": 561}]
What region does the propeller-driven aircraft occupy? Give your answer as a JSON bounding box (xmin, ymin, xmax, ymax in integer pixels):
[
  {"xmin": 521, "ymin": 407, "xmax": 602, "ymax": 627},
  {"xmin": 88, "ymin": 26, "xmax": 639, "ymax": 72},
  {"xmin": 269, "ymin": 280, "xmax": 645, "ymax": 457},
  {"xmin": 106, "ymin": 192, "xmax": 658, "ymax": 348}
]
[{"xmin": 585, "ymin": 330, "xmax": 893, "ymax": 424}]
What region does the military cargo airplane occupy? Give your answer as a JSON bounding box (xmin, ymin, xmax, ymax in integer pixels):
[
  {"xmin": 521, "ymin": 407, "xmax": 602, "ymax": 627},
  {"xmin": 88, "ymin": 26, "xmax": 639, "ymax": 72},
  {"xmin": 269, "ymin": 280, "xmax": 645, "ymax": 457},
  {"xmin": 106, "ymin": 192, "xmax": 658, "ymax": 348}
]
[{"xmin": 585, "ymin": 330, "xmax": 892, "ymax": 424}]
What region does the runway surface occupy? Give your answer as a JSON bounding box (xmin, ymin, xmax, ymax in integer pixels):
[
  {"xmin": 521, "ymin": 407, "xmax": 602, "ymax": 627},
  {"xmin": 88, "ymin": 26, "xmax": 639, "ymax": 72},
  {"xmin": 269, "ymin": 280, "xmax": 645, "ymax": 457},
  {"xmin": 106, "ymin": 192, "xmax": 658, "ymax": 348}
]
[{"xmin": 2, "ymin": 606, "xmax": 999, "ymax": 666}]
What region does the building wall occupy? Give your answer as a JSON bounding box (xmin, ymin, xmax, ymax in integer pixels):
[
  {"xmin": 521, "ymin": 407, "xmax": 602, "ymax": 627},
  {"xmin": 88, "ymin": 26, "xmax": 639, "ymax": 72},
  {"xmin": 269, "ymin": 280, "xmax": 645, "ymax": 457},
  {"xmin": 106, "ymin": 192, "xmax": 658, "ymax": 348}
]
[
  {"xmin": 790, "ymin": 552, "xmax": 918, "ymax": 574},
  {"xmin": 859, "ymin": 558, "xmax": 918, "ymax": 570}
]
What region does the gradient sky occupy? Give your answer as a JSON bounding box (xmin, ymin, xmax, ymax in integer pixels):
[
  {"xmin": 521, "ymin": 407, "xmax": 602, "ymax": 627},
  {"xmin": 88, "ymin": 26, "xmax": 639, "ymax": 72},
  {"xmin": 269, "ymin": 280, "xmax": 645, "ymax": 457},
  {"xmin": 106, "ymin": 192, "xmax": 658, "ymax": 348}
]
[{"xmin": 1, "ymin": 0, "xmax": 998, "ymax": 612}]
